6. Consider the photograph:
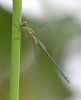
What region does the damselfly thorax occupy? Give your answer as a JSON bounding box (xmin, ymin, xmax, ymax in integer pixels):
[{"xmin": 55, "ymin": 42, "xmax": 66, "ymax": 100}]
[{"xmin": 20, "ymin": 21, "xmax": 35, "ymax": 38}]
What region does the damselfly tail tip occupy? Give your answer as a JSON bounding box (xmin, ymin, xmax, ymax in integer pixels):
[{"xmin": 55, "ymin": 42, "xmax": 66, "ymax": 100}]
[
  {"xmin": 64, "ymin": 77, "xmax": 70, "ymax": 84},
  {"xmin": 67, "ymin": 79, "xmax": 70, "ymax": 84}
]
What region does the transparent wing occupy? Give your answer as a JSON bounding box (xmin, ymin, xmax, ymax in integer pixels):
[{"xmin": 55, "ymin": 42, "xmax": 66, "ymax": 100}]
[
  {"xmin": 32, "ymin": 22, "xmax": 54, "ymax": 35},
  {"xmin": 32, "ymin": 37, "xmax": 39, "ymax": 64}
]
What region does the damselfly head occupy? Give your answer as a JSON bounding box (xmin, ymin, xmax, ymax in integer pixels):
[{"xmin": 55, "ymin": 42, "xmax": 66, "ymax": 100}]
[{"xmin": 21, "ymin": 21, "xmax": 27, "ymax": 27}]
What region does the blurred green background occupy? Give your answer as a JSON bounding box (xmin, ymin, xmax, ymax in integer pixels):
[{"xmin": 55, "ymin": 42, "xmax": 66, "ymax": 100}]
[{"xmin": 0, "ymin": 6, "xmax": 81, "ymax": 100}]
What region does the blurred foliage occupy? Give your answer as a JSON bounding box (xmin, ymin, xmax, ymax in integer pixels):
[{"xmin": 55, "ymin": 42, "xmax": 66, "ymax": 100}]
[{"xmin": 1, "ymin": 6, "xmax": 81, "ymax": 100}]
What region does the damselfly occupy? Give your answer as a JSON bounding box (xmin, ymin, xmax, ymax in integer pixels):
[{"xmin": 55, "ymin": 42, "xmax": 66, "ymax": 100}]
[{"xmin": 20, "ymin": 21, "xmax": 70, "ymax": 83}]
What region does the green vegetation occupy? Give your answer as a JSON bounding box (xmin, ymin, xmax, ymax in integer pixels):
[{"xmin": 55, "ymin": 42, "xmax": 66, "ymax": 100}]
[{"xmin": 10, "ymin": 0, "xmax": 22, "ymax": 100}]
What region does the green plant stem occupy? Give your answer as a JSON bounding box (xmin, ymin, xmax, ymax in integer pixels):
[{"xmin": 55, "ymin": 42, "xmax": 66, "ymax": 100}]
[{"xmin": 10, "ymin": 0, "xmax": 22, "ymax": 100}]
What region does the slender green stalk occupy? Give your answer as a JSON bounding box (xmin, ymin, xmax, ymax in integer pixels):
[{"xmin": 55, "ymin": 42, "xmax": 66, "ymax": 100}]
[{"xmin": 10, "ymin": 0, "xmax": 22, "ymax": 100}]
